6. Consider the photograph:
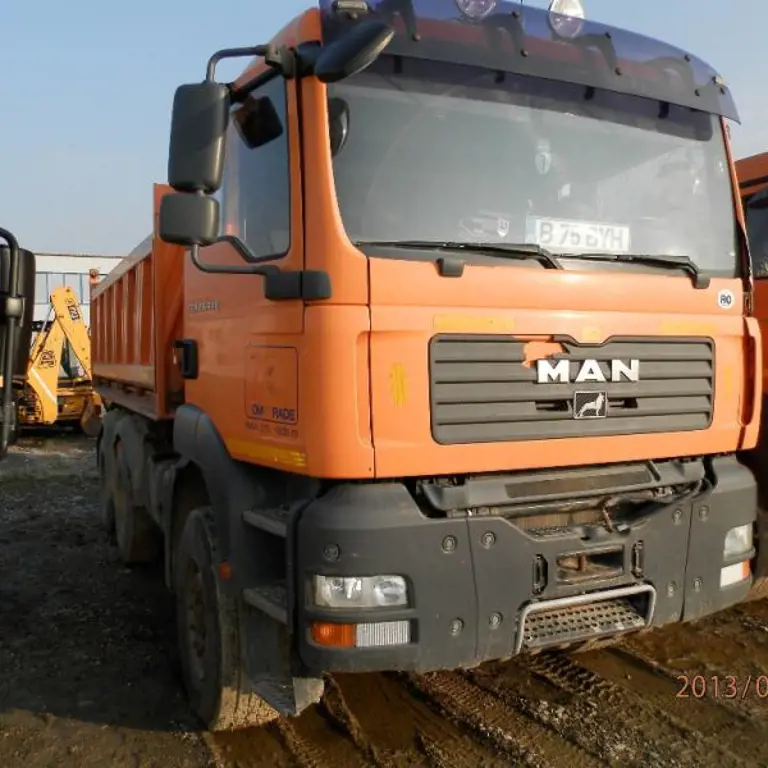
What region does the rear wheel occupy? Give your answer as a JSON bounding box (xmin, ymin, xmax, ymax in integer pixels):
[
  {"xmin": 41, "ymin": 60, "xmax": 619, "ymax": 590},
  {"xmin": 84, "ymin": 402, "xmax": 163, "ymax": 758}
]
[
  {"xmin": 112, "ymin": 440, "xmax": 161, "ymax": 564},
  {"xmin": 99, "ymin": 450, "xmax": 117, "ymax": 544},
  {"xmin": 174, "ymin": 506, "xmax": 279, "ymax": 731}
]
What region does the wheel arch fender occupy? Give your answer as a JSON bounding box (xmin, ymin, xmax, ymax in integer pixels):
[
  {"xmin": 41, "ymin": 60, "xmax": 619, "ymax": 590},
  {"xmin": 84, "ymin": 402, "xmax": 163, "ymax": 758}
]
[{"xmin": 171, "ymin": 405, "xmax": 273, "ymax": 580}]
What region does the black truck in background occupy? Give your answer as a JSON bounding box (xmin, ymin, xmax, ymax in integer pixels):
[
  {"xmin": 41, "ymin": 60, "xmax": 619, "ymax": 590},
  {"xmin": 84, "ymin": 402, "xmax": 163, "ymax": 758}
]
[{"xmin": 0, "ymin": 228, "xmax": 35, "ymax": 459}]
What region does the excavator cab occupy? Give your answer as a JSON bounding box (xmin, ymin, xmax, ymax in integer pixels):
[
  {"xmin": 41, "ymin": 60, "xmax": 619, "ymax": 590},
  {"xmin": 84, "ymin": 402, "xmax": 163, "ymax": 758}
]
[{"xmin": 0, "ymin": 228, "xmax": 36, "ymax": 457}]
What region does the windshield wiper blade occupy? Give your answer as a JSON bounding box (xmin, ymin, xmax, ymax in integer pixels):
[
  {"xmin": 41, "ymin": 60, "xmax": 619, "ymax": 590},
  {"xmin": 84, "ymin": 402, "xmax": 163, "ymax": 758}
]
[
  {"xmin": 355, "ymin": 240, "xmax": 563, "ymax": 270},
  {"xmin": 567, "ymin": 252, "xmax": 710, "ymax": 289}
]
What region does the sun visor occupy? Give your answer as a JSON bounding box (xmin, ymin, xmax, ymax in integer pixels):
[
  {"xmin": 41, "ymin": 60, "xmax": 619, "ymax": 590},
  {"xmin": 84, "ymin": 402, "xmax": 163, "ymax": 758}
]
[{"xmin": 319, "ymin": 0, "xmax": 739, "ymax": 123}]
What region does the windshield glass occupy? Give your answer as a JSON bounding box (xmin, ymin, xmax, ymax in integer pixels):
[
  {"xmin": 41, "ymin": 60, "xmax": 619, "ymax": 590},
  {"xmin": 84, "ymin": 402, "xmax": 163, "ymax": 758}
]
[{"xmin": 327, "ymin": 56, "xmax": 738, "ymax": 276}]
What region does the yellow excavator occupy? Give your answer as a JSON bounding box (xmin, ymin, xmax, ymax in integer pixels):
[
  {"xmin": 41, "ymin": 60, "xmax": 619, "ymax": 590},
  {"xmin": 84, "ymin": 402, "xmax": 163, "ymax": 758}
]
[{"xmin": 17, "ymin": 284, "xmax": 102, "ymax": 436}]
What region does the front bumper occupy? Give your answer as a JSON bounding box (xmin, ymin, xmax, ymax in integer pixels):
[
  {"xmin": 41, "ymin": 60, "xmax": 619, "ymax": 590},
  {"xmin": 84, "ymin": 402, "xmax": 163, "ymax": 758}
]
[{"xmin": 295, "ymin": 456, "xmax": 756, "ymax": 675}]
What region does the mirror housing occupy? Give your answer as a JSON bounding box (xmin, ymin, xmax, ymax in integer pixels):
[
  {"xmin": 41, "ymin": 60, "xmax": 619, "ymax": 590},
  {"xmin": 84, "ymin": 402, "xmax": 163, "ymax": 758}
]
[
  {"xmin": 314, "ymin": 20, "xmax": 395, "ymax": 84},
  {"xmin": 159, "ymin": 193, "xmax": 220, "ymax": 247},
  {"xmin": 168, "ymin": 82, "xmax": 230, "ymax": 194}
]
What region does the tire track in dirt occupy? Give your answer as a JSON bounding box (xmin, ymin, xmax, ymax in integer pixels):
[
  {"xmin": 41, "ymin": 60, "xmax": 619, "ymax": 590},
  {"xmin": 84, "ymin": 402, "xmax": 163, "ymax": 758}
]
[
  {"xmin": 208, "ymin": 704, "xmax": 372, "ymax": 768},
  {"xmin": 620, "ymin": 606, "xmax": 768, "ymax": 725},
  {"xmin": 578, "ymin": 644, "xmax": 768, "ymax": 765},
  {"xmin": 408, "ymin": 670, "xmax": 605, "ymax": 767},
  {"xmin": 329, "ymin": 672, "xmax": 511, "ymax": 767},
  {"xmin": 524, "ymin": 650, "xmax": 751, "ymax": 767},
  {"xmin": 468, "ymin": 663, "xmax": 650, "ymax": 766}
]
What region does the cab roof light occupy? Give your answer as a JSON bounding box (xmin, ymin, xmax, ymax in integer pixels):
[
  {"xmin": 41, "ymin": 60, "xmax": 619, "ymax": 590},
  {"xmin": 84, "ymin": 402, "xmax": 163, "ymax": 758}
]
[{"xmin": 548, "ymin": 0, "xmax": 586, "ymax": 40}]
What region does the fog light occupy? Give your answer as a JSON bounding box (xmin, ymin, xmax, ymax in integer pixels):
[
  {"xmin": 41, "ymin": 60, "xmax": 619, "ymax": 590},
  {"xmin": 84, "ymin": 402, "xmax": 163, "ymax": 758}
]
[
  {"xmin": 313, "ymin": 574, "xmax": 408, "ymax": 608},
  {"xmin": 720, "ymin": 560, "xmax": 750, "ymax": 588},
  {"xmin": 723, "ymin": 524, "xmax": 753, "ymax": 559}
]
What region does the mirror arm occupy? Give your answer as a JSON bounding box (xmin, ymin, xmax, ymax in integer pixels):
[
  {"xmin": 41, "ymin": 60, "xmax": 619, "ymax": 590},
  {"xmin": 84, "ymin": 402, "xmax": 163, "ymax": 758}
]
[
  {"xmin": 207, "ymin": 44, "xmax": 298, "ymax": 84},
  {"xmin": 188, "ymin": 237, "xmax": 332, "ymax": 302},
  {"xmin": 207, "ymin": 46, "xmax": 270, "ymax": 81}
]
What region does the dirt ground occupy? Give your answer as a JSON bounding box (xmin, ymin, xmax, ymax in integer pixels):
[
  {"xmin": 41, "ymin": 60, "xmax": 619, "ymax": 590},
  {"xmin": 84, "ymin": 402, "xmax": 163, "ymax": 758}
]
[{"xmin": 2, "ymin": 434, "xmax": 768, "ymax": 768}]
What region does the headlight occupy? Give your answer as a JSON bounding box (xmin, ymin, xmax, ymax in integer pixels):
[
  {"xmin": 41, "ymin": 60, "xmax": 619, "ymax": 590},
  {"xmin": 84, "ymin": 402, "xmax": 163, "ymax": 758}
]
[
  {"xmin": 724, "ymin": 524, "xmax": 753, "ymax": 559},
  {"xmin": 313, "ymin": 575, "xmax": 408, "ymax": 608}
]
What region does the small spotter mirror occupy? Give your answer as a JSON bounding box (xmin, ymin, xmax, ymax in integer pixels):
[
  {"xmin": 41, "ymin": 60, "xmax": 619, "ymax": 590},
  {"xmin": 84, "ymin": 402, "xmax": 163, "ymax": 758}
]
[
  {"xmin": 233, "ymin": 94, "xmax": 284, "ymax": 150},
  {"xmin": 314, "ymin": 20, "xmax": 395, "ymax": 84},
  {"xmin": 328, "ymin": 98, "xmax": 350, "ymax": 156}
]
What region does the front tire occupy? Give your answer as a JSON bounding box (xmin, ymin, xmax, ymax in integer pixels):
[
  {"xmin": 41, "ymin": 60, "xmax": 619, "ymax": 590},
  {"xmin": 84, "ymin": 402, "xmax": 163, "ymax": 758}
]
[{"xmin": 174, "ymin": 506, "xmax": 279, "ymax": 731}]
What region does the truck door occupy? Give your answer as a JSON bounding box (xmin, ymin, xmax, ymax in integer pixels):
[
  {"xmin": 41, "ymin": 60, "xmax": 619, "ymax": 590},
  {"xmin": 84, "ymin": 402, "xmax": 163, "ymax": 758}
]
[{"xmin": 183, "ymin": 72, "xmax": 307, "ymax": 470}]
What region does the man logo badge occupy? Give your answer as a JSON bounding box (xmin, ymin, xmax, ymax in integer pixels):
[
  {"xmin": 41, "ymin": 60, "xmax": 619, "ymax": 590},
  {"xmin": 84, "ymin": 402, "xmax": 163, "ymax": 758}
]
[{"xmin": 573, "ymin": 391, "xmax": 608, "ymax": 419}]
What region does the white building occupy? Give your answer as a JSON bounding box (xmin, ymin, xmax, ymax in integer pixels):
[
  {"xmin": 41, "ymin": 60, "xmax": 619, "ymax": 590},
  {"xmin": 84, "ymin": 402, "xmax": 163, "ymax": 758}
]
[{"xmin": 34, "ymin": 252, "xmax": 124, "ymax": 327}]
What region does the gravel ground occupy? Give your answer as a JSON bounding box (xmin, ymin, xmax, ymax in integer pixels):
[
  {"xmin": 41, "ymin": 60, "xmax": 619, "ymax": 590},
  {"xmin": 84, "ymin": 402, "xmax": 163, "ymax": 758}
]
[{"xmin": 0, "ymin": 433, "xmax": 212, "ymax": 768}]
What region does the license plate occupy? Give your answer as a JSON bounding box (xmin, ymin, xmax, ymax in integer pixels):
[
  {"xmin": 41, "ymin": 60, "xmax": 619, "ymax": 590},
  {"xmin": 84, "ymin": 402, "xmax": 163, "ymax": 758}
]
[{"xmin": 528, "ymin": 217, "xmax": 631, "ymax": 254}]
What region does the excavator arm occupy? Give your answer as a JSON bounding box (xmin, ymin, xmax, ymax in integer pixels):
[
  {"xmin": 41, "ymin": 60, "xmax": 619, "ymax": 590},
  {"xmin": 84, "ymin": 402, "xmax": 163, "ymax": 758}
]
[
  {"xmin": 51, "ymin": 286, "xmax": 93, "ymax": 379},
  {"xmin": 20, "ymin": 286, "xmax": 102, "ymax": 436}
]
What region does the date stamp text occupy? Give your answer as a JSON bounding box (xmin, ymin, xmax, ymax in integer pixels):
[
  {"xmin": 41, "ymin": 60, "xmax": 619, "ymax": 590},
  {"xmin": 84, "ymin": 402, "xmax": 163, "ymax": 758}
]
[{"xmin": 677, "ymin": 674, "xmax": 768, "ymax": 699}]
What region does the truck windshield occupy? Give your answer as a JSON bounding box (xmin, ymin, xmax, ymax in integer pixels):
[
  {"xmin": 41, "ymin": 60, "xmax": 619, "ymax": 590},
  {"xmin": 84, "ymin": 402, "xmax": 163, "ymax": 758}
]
[{"xmin": 327, "ymin": 56, "xmax": 738, "ymax": 277}]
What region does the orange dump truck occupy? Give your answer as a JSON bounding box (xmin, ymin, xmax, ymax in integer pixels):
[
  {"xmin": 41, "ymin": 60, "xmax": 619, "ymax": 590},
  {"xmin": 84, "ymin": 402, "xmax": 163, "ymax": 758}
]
[{"xmin": 91, "ymin": 0, "xmax": 762, "ymax": 731}]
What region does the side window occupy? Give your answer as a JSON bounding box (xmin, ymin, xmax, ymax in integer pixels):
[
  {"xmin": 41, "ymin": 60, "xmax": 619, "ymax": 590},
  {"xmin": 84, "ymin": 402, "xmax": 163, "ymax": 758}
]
[
  {"xmin": 64, "ymin": 273, "xmax": 81, "ymax": 300},
  {"xmin": 745, "ymin": 191, "xmax": 768, "ymax": 279},
  {"xmin": 35, "ymin": 272, "xmax": 48, "ymax": 301},
  {"xmin": 218, "ymin": 76, "xmax": 291, "ymax": 259}
]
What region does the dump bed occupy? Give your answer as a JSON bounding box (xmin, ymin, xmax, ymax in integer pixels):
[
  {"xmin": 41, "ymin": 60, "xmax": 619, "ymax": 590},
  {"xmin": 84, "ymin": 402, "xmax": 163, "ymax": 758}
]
[
  {"xmin": 90, "ymin": 184, "xmax": 184, "ymax": 420},
  {"xmin": 736, "ymin": 151, "xmax": 768, "ymax": 200}
]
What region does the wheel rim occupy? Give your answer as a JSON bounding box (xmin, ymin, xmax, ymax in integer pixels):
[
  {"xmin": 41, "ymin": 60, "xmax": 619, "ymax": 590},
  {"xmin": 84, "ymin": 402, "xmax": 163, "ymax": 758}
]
[{"xmin": 184, "ymin": 562, "xmax": 207, "ymax": 686}]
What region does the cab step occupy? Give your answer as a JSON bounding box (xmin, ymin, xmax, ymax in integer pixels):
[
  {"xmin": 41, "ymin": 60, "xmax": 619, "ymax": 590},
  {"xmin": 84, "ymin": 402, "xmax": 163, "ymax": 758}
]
[
  {"xmin": 243, "ymin": 583, "xmax": 288, "ymax": 624},
  {"xmin": 242, "ymin": 507, "xmax": 291, "ymax": 538}
]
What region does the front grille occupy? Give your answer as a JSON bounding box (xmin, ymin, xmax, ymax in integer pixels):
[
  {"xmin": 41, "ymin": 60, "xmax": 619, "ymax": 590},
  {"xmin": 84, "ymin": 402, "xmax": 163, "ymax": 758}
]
[{"xmin": 429, "ymin": 335, "xmax": 714, "ymax": 444}]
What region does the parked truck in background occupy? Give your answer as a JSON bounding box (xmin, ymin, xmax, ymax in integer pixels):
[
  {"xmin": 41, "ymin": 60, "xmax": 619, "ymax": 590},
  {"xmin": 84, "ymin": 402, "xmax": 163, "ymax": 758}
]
[
  {"xmin": 0, "ymin": 227, "xmax": 36, "ymax": 458},
  {"xmin": 90, "ymin": 0, "xmax": 761, "ymax": 731},
  {"xmin": 734, "ymin": 151, "xmax": 768, "ymax": 598}
]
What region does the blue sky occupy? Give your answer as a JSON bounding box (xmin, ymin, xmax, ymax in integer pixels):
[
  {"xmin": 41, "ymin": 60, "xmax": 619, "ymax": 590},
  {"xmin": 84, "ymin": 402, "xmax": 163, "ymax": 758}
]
[{"xmin": 1, "ymin": 0, "xmax": 763, "ymax": 256}]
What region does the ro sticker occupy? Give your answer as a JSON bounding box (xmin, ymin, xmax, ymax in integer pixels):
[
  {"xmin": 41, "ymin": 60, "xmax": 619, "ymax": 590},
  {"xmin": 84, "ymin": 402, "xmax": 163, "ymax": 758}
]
[{"xmin": 717, "ymin": 289, "xmax": 734, "ymax": 310}]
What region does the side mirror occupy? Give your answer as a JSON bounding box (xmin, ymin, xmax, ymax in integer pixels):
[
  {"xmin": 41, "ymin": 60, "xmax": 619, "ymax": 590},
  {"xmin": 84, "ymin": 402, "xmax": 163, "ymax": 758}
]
[
  {"xmin": 328, "ymin": 97, "xmax": 350, "ymax": 156},
  {"xmin": 314, "ymin": 20, "xmax": 395, "ymax": 84},
  {"xmin": 168, "ymin": 81, "xmax": 230, "ymax": 194},
  {"xmin": 232, "ymin": 94, "xmax": 284, "ymax": 150},
  {"xmin": 159, "ymin": 193, "xmax": 220, "ymax": 247}
]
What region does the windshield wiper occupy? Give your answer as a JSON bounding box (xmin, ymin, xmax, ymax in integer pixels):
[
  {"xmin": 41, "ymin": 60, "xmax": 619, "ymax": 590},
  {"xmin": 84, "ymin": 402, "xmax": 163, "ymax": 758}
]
[
  {"xmin": 355, "ymin": 240, "xmax": 563, "ymax": 271},
  {"xmin": 566, "ymin": 252, "xmax": 710, "ymax": 289}
]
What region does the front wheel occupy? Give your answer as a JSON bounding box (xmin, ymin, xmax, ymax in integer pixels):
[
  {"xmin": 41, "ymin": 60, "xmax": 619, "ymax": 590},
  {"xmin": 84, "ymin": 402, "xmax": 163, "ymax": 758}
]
[{"xmin": 174, "ymin": 506, "xmax": 279, "ymax": 731}]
